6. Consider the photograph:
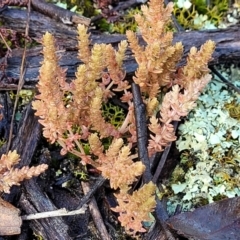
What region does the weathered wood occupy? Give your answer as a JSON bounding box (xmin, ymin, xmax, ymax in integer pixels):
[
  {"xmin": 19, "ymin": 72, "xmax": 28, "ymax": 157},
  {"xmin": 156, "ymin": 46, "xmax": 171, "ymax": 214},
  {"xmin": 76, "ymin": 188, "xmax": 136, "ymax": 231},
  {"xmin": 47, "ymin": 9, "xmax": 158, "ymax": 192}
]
[
  {"xmin": 0, "ymin": 103, "xmax": 71, "ymax": 239},
  {"xmin": 30, "ymin": 0, "xmax": 90, "ymax": 26},
  {"xmin": 19, "ymin": 180, "xmax": 71, "ymax": 240},
  {"xmin": 1, "ymin": 7, "xmax": 240, "ymax": 89},
  {"xmin": 0, "ymin": 102, "xmax": 41, "ymax": 158}
]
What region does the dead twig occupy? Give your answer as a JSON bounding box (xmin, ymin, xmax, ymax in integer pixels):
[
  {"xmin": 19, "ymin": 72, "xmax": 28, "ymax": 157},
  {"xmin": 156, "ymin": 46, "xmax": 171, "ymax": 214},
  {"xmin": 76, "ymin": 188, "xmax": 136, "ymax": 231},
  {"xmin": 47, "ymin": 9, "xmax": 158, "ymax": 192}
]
[
  {"xmin": 6, "ymin": 0, "xmax": 30, "ymax": 152},
  {"xmin": 21, "ymin": 205, "xmax": 87, "ymax": 220},
  {"xmin": 81, "ymin": 181, "xmax": 111, "ymax": 240},
  {"xmin": 76, "ymin": 176, "xmax": 106, "ymax": 209},
  {"xmin": 0, "ymin": 31, "xmax": 12, "ymax": 52},
  {"xmin": 210, "ymin": 65, "xmax": 240, "ymax": 94},
  {"xmin": 132, "ymin": 83, "xmax": 175, "ymax": 240},
  {"xmin": 152, "ymin": 122, "xmax": 178, "ymax": 184},
  {"xmin": 132, "ymin": 82, "xmax": 152, "ymax": 183},
  {"xmin": 31, "ymin": 0, "xmax": 90, "ymax": 26}
]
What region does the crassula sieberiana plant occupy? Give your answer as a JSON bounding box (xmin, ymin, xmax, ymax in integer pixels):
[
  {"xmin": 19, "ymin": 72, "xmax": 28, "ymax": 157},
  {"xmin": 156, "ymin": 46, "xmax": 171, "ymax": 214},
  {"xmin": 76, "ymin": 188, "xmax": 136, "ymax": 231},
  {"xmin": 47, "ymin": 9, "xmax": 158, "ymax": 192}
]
[
  {"xmin": 32, "ymin": 0, "xmax": 215, "ymax": 235},
  {"xmin": 0, "ymin": 150, "xmax": 48, "ymax": 193}
]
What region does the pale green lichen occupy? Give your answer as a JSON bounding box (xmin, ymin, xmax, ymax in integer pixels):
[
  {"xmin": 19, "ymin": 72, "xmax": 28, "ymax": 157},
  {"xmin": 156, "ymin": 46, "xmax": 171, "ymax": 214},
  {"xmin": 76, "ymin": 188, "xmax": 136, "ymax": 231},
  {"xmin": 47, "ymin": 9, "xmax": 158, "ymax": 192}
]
[{"xmin": 167, "ymin": 64, "xmax": 240, "ymax": 215}]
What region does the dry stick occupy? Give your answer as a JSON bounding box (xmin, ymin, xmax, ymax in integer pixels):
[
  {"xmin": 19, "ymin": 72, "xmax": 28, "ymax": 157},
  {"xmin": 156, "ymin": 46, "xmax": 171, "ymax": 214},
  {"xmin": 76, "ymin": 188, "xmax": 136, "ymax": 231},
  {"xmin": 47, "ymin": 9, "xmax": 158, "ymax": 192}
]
[
  {"xmin": 209, "ymin": 65, "xmax": 240, "ymax": 94},
  {"xmin": 0, "ymin": 31, "xmax": 12, "ymax": 52},
  {"xmin": 21, "ymin": 206, "xmax": 87, "ymax": 220},
  {"xmin": 31, "ymin": 0, "xmax": 90, "ymax": 26},
  {"xmin": 81, "ymin": 181, "xmax": 111, "ymax": 240},
  {"xmin": 6, "ymin": 0, "xmax": 31, "ymax": 153},
  {"xmin": 20, "ymin": 184, "xmax": 89, "ymax": 229},
  {"xmin": 76, "ymin": 176, "xmax": 106, "ymax": 209},
  {"xmin": 0, "ymin": 30, "xmax": 12, "ymax": 83},
  {"xmin": 131, "ymin": 83, "xmax": 175, "ymax": 239},
  {"xmin": 20, "ymin": 179, "xmax": 71, "ymax": 239},
  {"xmin": 22, "ymin": 175, "xmax": 105, "ymax": 226},
  {"xmin": 152, "ymin": 145, "xmax": 172, "ymax": 185},
  {"xmin": 152, "ymin": 122, "xmax": 178, "ymax": 184},
  {"xmin": 132, "ymin": 83, "xmax": 152, "ymax": 183}
]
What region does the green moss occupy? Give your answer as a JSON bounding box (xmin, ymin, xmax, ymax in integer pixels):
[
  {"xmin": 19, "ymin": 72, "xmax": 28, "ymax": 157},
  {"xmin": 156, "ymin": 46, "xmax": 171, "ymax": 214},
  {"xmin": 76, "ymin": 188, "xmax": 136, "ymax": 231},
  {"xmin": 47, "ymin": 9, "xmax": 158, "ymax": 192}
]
[
  {"xmin": 68, "ymin": 0, "xmax": 97, "ymax": 17},
  {"xmin": 102, "ymin": 102, "xmax": 125, "ymax": 128},
  {"xmin": 82, "ymin": 142, "xmax": 91, "ymax": 155},
  {"xmin": 211, "ymin": 146, "xmax": 239, "ymax": 167},
  {"xmin": 170, "ymin": 165, "xmax": 185, "ymax": 183},
  {"xmin": 10, "ymin": 89, "xmax": 34, "ymax": 106},
  {"xmin": 193, "ymin": 197, "xmax": 209, "ymax": 207},
  {"xmin": 48, "ymin": 0, "xmax": 97, "ymax": 17},
  {"xmin": 97, "ymin": 7, "xmax": 141, "ymax": 33},
  {"xmin": 173, "ymin": 5, "xmax": 198, "ymax": 29},
  {"xmin": 225, "ymin": 100, "xmax": 240, "ymax": 120},
  {"xmin": 179, "ymin": 150, "xmax": 199, "ymax": 171},
  {"xmin": 33, "ymin": 233, "xmax": 44, "ymax": 240},
  {"xmin": 173, "ymin": 0, "xmax": 228, "ymax": 29},
  {"xmin": 192, "ymin": 0, "xmax": 228, "ymax": 15},
  {"xmin": 212, "ymin": 193, "xmax": 227, "ymax": 201},
  {"xmin": 0, "ymin": 139, "xmax": 6, "ymax": 148},
  {"xmin": 74, "ymin": 165, "xmax": 89, "ymax": 180}
]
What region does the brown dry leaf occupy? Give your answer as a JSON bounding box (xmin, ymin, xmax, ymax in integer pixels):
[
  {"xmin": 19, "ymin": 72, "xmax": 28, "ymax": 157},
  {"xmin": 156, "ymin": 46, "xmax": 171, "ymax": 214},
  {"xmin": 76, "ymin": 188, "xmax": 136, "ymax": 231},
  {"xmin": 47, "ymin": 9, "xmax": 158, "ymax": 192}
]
[
  {"xmin": 0, "ymin": 197, "xmax": 22, "ymax": 235},
  {"xmin": 167, "ymin": 197, "xmax": 240, "ymax": 240}
]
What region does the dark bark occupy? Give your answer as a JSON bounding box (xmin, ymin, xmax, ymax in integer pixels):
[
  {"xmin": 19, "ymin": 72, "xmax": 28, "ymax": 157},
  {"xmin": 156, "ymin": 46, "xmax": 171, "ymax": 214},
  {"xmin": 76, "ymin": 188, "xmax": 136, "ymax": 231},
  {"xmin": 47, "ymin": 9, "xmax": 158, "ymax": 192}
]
[
  {"xmin": 0, "ymin": 0, "xmax": 90, "ymax": 26},
  {"xmin": 0, "ymin": 103, "xmax": 71, "ymax": 239},
  {"xmin": 19, "ymin": 180, "xmax": 71, "ymax": 240},
  {"xmin": 0, "ymin": 8, "xmax": 240, "ymax": 89},
  {"xmin": 0, "ymin": 102, "xmax": 41, "ymax": 161}
]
